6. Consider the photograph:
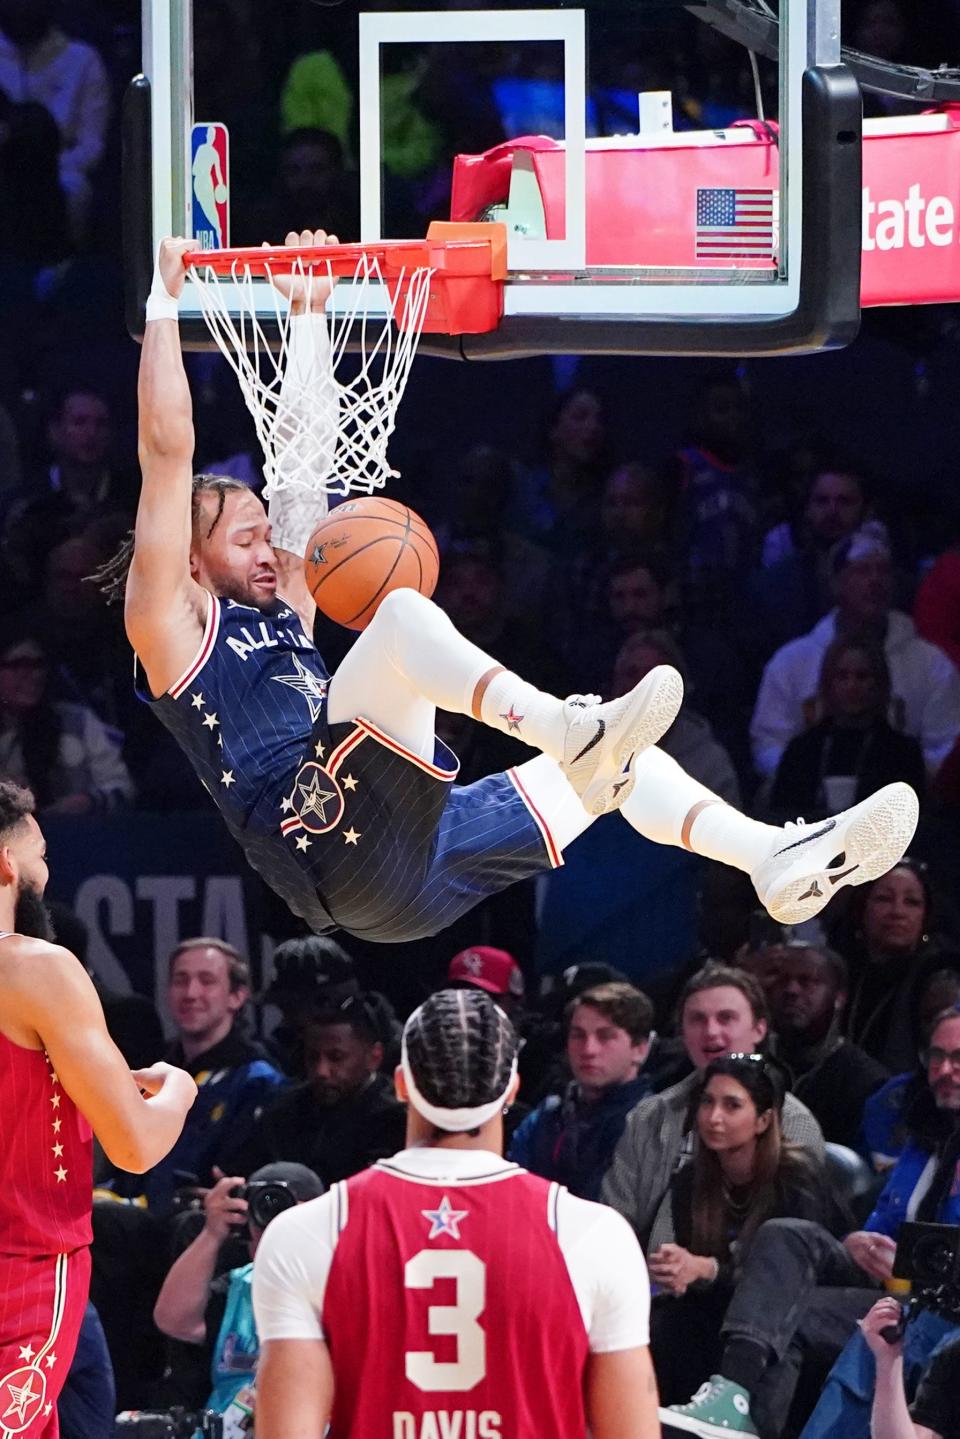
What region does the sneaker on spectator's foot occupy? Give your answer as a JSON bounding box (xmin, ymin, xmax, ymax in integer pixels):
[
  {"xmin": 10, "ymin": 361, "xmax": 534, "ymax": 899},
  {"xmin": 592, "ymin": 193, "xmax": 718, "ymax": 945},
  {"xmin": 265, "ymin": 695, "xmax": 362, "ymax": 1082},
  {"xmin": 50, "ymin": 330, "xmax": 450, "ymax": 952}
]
[
  {"xmin": 751, "ymin": 782, "xmax": 919, "ymax": 925},
  {"xmin": 561, "ymin": 666, "xmax": 683, "ymax": 816},
  {"xmin": 661, "ymin": 1376, "xmax": 759, "ymax": 1439}
]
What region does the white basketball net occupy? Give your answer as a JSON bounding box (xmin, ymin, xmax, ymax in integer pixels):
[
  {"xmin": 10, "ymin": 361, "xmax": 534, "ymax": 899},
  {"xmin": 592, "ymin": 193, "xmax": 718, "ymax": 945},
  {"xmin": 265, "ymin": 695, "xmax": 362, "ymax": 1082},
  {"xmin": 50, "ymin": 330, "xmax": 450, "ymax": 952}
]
[{"xmin": 188, "ymin": 254, "xmax": 434, "ymax": 497}]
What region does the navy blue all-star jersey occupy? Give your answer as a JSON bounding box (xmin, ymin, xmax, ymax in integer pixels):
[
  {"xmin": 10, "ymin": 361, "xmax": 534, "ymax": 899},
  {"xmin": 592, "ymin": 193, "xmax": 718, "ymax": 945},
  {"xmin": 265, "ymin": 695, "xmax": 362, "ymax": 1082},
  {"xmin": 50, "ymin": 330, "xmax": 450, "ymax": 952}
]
[{"xmin": 143, "ymin": 591, "xmax": 560, "ymax": 941}]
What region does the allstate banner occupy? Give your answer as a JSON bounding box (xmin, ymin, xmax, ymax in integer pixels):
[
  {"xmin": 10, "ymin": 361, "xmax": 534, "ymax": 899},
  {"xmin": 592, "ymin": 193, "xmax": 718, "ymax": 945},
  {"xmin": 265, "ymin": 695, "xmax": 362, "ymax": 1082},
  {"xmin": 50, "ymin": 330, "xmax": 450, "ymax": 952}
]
[
  {"xmin": 450, "ymin": 106, "xmax": 960, "ymax": 306},
  {"xmin": 43, "ymin": 813, "xmax": 288, "ymax": 1020}
]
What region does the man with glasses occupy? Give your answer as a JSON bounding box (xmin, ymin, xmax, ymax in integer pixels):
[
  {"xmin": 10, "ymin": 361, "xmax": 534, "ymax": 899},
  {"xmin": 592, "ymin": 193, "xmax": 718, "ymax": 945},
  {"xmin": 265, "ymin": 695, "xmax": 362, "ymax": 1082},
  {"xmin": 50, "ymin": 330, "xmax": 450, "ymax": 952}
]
[
  {"xmin": 797, "ymin": 1003, "xmax": 960, "ymax": 1439},
  {"xmin": 660, "ymin": 1005, "xmax": 960, "ymax": 1439}
]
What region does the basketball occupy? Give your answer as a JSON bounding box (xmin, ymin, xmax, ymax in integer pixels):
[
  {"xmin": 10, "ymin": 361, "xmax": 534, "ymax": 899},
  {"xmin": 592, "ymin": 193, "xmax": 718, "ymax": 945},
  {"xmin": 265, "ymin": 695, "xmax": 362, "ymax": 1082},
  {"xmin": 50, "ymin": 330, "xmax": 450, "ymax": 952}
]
[
  {"xmin": 214, "ymin": 184, "xmax": 228, "ymax": 203},
  {"xmin": 304, "ymin": 497, "xmax": 440, "ymax": 630}
]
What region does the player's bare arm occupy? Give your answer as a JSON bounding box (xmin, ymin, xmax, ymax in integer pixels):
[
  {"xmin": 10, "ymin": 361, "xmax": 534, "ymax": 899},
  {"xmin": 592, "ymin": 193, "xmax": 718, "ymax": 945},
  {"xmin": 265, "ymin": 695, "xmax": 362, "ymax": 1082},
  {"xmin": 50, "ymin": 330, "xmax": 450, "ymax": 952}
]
[
  {"xmin": 0, "ymin": 940, "xmax": 197, "ymax": 1173},
  {"xmin": 268, "ymin": 227, "xmax": 342, "ymax": 634},
  {"xmin": 256, "ymin": 1337, "xmax": 334, "ymax": 1439},
  {"xmin": 585, "ymin": 1346, "xmax": 662, "ymax": 1439},
  {"xmin": 126, "ymin": 235, "xmax": 208, "ymax": 697}
]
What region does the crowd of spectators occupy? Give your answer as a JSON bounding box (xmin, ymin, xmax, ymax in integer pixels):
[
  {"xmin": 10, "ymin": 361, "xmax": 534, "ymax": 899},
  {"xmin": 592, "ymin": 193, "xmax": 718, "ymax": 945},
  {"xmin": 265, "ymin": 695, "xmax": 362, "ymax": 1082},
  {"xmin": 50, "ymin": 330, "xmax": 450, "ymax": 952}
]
[{"xmin": 3, "ymin": 1, "xmax": 960, "ymax": 1436}]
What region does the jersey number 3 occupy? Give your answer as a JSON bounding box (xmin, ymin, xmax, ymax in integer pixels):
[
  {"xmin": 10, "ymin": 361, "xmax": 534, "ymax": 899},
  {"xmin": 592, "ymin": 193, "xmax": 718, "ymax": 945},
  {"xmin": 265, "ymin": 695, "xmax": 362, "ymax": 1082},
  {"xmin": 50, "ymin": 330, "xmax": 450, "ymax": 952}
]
[{"xmin": 404, "ymin": 1250, "xmax": 486, "ymax": 1392}]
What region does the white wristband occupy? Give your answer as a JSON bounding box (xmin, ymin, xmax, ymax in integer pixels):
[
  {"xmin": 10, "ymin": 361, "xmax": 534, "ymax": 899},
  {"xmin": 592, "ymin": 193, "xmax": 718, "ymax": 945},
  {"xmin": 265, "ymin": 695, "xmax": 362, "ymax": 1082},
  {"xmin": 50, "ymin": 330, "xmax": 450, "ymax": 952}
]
[{"xmin": 145, "ymin": 254, "xmax": 181, "ymax": 323}]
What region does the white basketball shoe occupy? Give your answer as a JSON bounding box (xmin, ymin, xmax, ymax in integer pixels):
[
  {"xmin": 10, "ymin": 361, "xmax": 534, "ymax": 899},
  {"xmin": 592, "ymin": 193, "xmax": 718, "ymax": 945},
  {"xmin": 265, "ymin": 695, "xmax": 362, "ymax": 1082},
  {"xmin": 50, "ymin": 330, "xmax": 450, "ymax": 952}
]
[
  {"xmin": 562, "ymin": 666, "xmax": 684, "ymax": 816},
  {"xmin": 752, "ymin": 782, "xmax": 920, "ymax": 924}
]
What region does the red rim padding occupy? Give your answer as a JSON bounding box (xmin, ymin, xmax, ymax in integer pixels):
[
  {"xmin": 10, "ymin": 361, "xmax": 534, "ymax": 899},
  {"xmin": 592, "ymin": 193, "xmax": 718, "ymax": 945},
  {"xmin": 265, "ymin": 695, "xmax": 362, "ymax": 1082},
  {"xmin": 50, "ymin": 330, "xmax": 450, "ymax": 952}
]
[{"xmin": 183, "ymin": 221, "xmax": 506, "ymax": 335}]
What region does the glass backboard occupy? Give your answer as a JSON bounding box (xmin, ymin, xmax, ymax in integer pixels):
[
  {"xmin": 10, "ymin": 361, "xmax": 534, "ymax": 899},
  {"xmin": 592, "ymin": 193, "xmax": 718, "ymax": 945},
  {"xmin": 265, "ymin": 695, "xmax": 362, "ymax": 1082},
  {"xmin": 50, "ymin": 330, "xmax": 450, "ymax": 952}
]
[{"xmin": 128, "ymin": 0, "xmax": 861, "ymax": 356}]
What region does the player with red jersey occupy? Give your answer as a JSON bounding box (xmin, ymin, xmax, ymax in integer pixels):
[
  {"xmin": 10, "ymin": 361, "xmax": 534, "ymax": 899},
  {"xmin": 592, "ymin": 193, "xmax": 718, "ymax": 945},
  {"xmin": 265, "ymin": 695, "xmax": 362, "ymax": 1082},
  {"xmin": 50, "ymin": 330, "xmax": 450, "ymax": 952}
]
[
  {"xmin": 253, "ymin": 987, "xmax": 659, "ymax": 1439},
  {"xmin": 0, "ymin": 781, "xmax": 197, "ymax": 1438}
]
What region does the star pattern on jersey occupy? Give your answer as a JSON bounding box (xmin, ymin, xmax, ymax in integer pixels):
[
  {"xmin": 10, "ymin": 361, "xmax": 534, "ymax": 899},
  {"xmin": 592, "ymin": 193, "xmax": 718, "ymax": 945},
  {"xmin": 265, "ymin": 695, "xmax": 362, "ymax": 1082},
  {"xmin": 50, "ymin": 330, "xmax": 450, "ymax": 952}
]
[
  {"xmin": 43, "ymin": 1355, "xmax": 57, "ymax": 1370},
  {"xmin": 49, "ymin": 1093, "xmax": 60, "ymax": 1109},
  {"xmin": 280, "ymin": 795, "xmax": 294, "ymax": 813},
  {"xmin": 295, "ymin": 834, "xmax": 312, "ymax": 852},
  {"xmin": 2, "ymin": 1372, "xmax": 42, "ymax": 1424},
  {"xmin": 51, "ymin": 1118, "xmax": 61, "ymax": 1134},
  {"xmin": 314, "ymin": 740, "xmax": 326, "ymax": 760},
  {"xmin": 297, "ymin": 769, "xmax": 338, "ymax": 824},
  {"xmin": 202, "ymin": 711, "xmax": 220, "ymax": 730},
  {"xmin": 343, "ymin": 827, "xmax": 361, "ymax": 845},
  {"xmin": 342, "ymin": 773, "xmax": 358, "ymax": 791},
  {"xmin": 54, "ymin": 1166, "xmax": 67, "ymax": 1183},
  {"xmin": 271, "ymin": 653, "xmax": 329, "ymax": 724},
  {"xmin": 421, "ymin": 1195, "xmax": 469, "ymax": 1241},
  {"xmin": 220, "ymin": 771, "xmax": 235, "ymax": 788},
  {"xmin": 17, "ymin": 1346, "xmax": 34, "ymax": 1364},
  {"xmin": 190, "ymin": 693, "xmax": 205, "ymax": 710},
  {"xmin": 52, "ymin": 1143, "xmax": 63, "ymax": 1158},
  {"xmin": 500, "ymin": 705, "xmax": 524, "ymax": 733}
]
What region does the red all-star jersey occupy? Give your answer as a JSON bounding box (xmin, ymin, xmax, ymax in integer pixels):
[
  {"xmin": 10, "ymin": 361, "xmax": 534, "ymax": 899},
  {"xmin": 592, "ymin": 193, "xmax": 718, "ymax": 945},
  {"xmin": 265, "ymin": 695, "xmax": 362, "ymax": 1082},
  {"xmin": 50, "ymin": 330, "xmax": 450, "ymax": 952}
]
[
  {"xmin": 0, "ymin": 1032, "xmax": 93, "ymax": 1257},
  {"xmin": 321, "ymin": 1161, "xmax": 589, "ymax": 1439}
]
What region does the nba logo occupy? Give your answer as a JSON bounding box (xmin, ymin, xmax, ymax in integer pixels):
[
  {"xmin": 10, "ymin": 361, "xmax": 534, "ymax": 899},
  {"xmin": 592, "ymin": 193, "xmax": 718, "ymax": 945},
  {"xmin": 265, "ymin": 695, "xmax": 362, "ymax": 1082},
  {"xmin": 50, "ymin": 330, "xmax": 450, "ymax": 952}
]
[{"xmin": 191, "ymin": 122, "xmax": 230, "ymax": 250}]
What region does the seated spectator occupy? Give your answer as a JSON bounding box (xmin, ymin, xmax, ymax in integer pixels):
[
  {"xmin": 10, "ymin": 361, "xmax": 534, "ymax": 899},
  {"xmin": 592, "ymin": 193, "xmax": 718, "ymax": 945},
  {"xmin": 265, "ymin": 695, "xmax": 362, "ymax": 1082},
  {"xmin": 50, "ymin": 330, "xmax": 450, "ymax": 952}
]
[
  {"xmin": 797, "ymin": 1003, "xmax": 960, "ymax": 1439},
  {"xmin": 446, "ymin": 944, "xmax": 525, "ymax": 1022},
  {"xmin": 511, "ymin": 387, "xmax": 608, "ymax": 556},
  {"xmin": 765, "ymin": 942, "xmax": 889, "ymax": 1148},
  {"xmin": 0, "ymin": 96, "xmax": 70, "ymax": 265},
  {"xmin": 102, "ymin": 938, "xmax": 286, "ymax": 1214},
  {"xmin": 3, "ymin": 388, "xmax": 135, "ymax": 587},
  {"xmin": 768, "ymin": 637, "xmax": 926, "ymax": 822},
  {"xmin": 153, "ymin": 1161, "xmax": 323, "ymax": 1423},
  {"xmin": 231, "ymin": 994, "xmax": 406, "ymax": 1185},
  {"xmin": 914, "ymin": 535, "xmax": 960, "ymax": 672},
  {"xmin": 673, "ymin": 375, "xmax": 759, "ymax": 619},
  {"xmin": 760, "ymin": 461, "xmax": 869, "ymax": 571},
  {"xmin": 0, "ymin": 0, "xmax": 110, "ymax": 242},
  {"xmin": 861, "ymin": 1297, "xmax": 960, "ymax": 1439},
  {"xmin": 751, "ymin": 462, "xmax": 870, "ymax": 657},
  {"xmin": 612, "ymin": 630, "xmax": 741, "ymax": 804},
  {"xmin": 651, "ymin": 1055, "xmax": 839, "ymax": 1405},
  {"xmin": 0, "ymin": 619, "xmax": 133, "ymax": 814},
  {"xmin": 751, "ymin": 523, "xmax": 960, "ymax": 780},
  {"xmin": 602, "ymin": 963, "xmax": 825, "ymax": 1248},
  {"xmin": 863, "ymin": 968, "xmax": 960, "ymax": 1170},
  {"xmin": 261, "ymin": 934, "xmax": 361, "ymax": 1077},
  {"xmin": 508, "ymin": 981, "xmax": 655, "ymax": 1199},
  {"xmin": 238, "ymin": 126, "xmax": 359, "ymax": 246},
  {"xmin": 837, "ymin": 860, "xmax": 960, "ymax": 1074}
]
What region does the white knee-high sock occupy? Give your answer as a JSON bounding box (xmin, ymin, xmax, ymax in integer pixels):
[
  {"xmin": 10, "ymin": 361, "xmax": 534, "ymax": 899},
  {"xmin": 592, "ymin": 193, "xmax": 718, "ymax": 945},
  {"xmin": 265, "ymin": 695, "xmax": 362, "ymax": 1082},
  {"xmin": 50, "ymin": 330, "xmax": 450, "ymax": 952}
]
[
  {"xmin": 371, "ymin": 589, "xmax": 569, "ymax": 759},
  {"xmin": 621, "ymin": 746, "xmax": 780, "ymax": 874}
]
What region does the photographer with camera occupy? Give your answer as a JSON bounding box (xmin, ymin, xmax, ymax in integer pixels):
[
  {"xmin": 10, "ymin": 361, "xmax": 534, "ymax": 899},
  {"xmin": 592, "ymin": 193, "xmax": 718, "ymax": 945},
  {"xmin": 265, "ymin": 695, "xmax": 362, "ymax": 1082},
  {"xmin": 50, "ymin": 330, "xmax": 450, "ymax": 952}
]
[
  {"xmin": 154, "ymin": 1161, "xmax": 323, "ymax": 1425},
  {"xmin": 861, "ymin": 1297, "xmax": 960, "ymax": 1439},
  {"xmin": 797, "ymin": 1004, "xmax": 960, "ymax": 1439}
]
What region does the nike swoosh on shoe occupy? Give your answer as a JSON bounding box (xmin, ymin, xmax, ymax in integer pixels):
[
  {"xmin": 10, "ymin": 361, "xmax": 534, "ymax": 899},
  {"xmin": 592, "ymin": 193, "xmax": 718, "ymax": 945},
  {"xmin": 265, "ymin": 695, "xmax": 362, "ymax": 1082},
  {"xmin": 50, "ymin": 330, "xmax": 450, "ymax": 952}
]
[
  {"xmin": 569, "ymin": 718, "xmax": 606, "ymax": 767},
  {"xmin": 773, "ymin": 818, "xmax": 836, "ymax": 857}
]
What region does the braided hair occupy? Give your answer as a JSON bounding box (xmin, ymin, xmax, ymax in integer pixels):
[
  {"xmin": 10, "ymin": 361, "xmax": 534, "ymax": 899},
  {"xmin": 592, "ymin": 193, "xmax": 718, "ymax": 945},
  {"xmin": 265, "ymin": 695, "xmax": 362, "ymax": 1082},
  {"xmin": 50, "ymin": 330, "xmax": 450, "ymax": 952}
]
[
  {"xmin": 403, "ymin": 989, "xmax": 518, "ymax": 1137},
  {"xmin": 90, "ymin": 474, "xmax": 251, "ymax": 604}
]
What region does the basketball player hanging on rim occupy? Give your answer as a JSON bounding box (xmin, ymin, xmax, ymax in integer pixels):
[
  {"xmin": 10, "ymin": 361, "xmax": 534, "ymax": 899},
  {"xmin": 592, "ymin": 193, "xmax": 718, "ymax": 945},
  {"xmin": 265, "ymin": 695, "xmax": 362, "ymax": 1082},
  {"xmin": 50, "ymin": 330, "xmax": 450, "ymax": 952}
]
[
  {"xmin": 112, "ymin": 231, "xmax": 919, "ymax": 947},
  {"xmin": 0, "ymin": 779, "xmax": 197, "ymax": 1439},
  {"xmin": 252, "ymin": 987, "xmax": 659, "ymax": 1439}
]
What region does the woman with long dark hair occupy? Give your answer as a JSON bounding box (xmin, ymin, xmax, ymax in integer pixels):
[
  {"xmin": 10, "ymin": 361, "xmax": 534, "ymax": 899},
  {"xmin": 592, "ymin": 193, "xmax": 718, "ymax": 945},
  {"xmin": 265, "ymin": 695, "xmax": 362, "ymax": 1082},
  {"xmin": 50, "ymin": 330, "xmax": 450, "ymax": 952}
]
[
  {"xmin": 648, "ymin": 1054, "xmax": 836, "ymax": 1403},
  {"xmin": 835, "ymin": 858, "xmax": 960, "ymax": 1073},
  {"xmin": 0, "ymin": 619, "xmax": 133, "ymax": 814},
  {"xmin": 769, "ymin": 635, "xmax": 926, "ymax": 823}
]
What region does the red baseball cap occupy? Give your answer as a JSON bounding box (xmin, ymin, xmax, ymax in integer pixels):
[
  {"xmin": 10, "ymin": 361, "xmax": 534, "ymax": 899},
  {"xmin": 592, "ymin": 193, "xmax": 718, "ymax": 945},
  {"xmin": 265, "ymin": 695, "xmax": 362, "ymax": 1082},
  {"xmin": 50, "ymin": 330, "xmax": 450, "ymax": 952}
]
[{"xmin": 447, "ymin": 946, "xmax": 524, "ymax": 999}]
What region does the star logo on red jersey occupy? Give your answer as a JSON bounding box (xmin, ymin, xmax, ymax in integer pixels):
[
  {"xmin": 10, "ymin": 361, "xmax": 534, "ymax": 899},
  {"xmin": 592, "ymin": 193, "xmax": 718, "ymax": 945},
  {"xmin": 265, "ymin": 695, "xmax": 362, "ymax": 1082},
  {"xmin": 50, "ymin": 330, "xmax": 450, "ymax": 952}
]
[
  {"xmin": 421, "ymin": 1194, "xmax": 469, "ymax": 1241},
  {"xmin": 0, "ymin": 1365, "xmax": 46, "ymax": 1428},
  {"xmin": 499, "ymin": 705, "xmax": 524, "ymax": 733}
]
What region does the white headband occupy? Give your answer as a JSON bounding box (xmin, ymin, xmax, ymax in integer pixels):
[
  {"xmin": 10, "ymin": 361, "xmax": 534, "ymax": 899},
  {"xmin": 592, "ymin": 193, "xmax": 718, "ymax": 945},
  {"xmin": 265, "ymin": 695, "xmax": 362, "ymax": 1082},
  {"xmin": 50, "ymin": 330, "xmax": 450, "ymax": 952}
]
[{"xmin": 400, "ymin": 1035, "xmax": 517, "ymax": 1133}]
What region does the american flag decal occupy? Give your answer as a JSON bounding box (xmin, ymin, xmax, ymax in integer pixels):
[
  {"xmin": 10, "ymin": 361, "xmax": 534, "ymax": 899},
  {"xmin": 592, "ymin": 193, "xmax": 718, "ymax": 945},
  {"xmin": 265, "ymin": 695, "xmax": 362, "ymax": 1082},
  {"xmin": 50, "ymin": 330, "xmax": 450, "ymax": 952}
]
[{"xmin": 695, "ymin": 188, "xmax": 776, "ymax": 260}]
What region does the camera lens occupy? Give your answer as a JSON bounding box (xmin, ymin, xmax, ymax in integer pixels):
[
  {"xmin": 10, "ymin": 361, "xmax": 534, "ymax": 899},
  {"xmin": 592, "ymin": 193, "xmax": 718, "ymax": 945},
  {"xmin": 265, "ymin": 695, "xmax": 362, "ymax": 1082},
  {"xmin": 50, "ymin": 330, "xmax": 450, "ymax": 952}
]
[{"xmin": 247, "ymin": 1182, "xmax": 297, "ymax": 1230}]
